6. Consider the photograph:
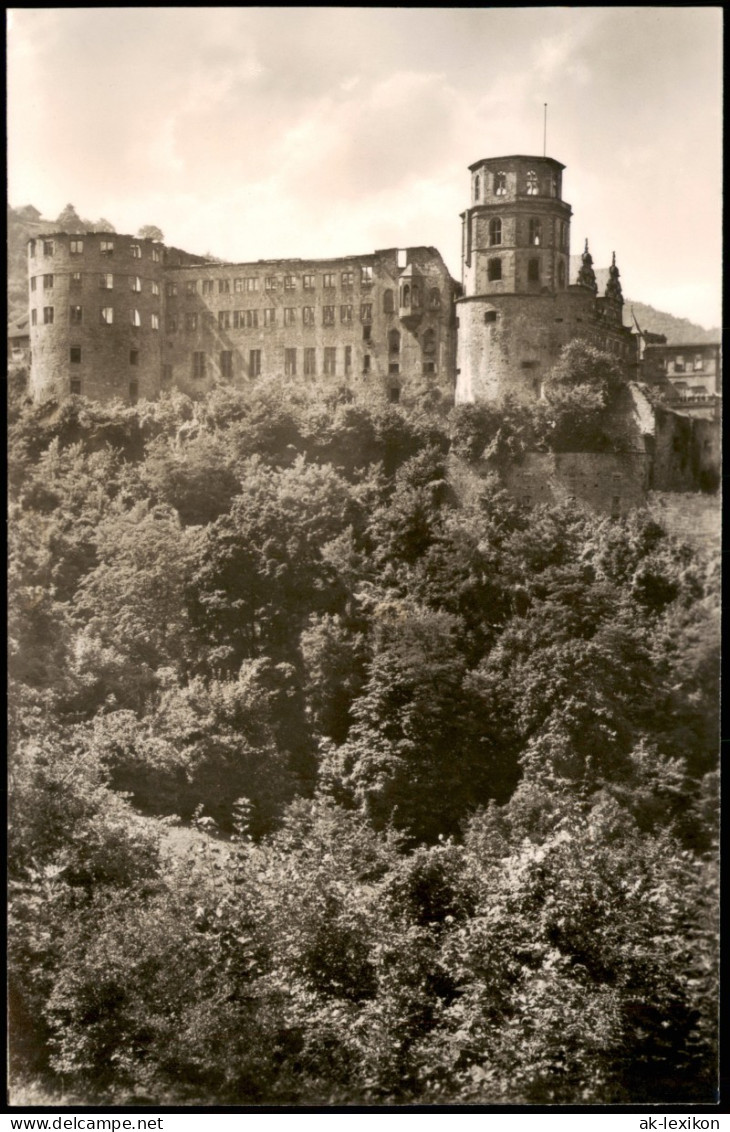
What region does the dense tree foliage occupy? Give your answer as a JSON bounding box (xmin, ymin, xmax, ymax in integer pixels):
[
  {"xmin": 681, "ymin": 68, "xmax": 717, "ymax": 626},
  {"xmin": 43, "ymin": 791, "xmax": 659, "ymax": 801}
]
[{"xmin": 8, "ymin": 368, "xmax": 718, "ymax": 1105}]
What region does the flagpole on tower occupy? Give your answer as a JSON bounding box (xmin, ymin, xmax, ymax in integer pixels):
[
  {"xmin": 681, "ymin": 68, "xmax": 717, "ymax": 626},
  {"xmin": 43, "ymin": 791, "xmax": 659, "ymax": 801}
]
[{"xmin": 543, "ymin": 103, "xmax": 547, "ymax": 157}]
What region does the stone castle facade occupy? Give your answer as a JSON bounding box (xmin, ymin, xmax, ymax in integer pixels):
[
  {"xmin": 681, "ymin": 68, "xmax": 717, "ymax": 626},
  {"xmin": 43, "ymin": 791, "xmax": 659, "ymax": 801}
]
[{"xmin": 27, "ymin": 154, "xmax": 638, "ymax": 409}]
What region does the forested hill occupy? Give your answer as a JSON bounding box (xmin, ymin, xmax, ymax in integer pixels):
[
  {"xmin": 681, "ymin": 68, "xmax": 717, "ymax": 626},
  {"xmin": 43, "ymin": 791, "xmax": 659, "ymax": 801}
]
[{"xmin": 8, "ymin": 371, "xmax": 719, "ymax": 1107}]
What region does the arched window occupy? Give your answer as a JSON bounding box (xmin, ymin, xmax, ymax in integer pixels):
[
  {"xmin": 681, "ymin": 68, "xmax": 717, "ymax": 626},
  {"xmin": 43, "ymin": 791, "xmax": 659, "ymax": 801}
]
[
  {"xmin": 529, "ymin": 219, "xmax": 542, "ymax": 246},
  {"xmin": 526, "ymin": 170, "xmax": 539, "ymax": 195},
  {"xmin": 527, "ymin": 258, "xmax": 540, "ymax": 282},
  {"xmin": 557, "ymin": 261, "xmax": 566, "ymax": 288},
  {"xmin": 383, "ymin": 289, "xmax": 394, "ymax": 313},
  {"xmin": 495, "ymin": 171, "xmax": 507, "ymax": 197},
  {"xmin": 429, "ymin": 288, "xmax": 441, "ymax": 309},
  {"xmin": 489, "ymin": 218, "xmax": 502, "ymax": 246},
  {"xmin": 388, "ymin": 329, "xmax": 401, "ymax": 353},
  {"xmin": 412, "ymin": 284, "xmax": 421, "ymax": 308},
  {"xmin": 488, "ymin": 258, "xmax": 502, "ymax": 282},
  {"xmin": 474, "ymin": 175, "xmax": 480, "ymax": 201},
  {"xmin": 422, "ymin": 328, "xmax": 436, "ymax": 355},
  {"xmin": 402, "ymin": 283, "xmax": 410, "ymax": 306}
]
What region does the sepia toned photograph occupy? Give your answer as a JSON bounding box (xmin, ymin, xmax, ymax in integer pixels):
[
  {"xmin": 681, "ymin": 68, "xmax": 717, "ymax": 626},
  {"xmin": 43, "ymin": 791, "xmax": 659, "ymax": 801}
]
[{"xmin": 7, "ymin": 7, "xmax": 721, "ymax": 1111}]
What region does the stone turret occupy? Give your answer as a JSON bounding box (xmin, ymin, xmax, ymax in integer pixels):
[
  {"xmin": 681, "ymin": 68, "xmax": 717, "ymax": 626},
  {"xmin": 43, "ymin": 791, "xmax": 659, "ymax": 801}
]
[{"xmin": 577, "ymin": 239, "xmax": 597, "ymax": 292}]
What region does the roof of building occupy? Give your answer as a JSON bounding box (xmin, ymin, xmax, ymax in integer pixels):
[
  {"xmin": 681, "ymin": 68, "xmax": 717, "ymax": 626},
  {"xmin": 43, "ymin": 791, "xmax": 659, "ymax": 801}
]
[{"xmin": 468, "ymin": 154, "xmax": 565, "ymax": 172}]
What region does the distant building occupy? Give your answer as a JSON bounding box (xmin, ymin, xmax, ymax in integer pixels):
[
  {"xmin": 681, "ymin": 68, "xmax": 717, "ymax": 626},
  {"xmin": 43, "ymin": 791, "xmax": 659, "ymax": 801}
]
[{"xmin": 641, "ymin": 341, "xmax": 721, "ymax": 420}]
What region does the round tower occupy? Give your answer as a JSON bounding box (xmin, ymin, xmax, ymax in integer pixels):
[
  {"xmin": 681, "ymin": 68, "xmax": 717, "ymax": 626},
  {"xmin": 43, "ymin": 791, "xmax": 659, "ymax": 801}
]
[
  {"xmin": 456, "ymin": 155, "xmax": 573, "ymax": 402},
  {"xmin": 28, "ymin": 232, "xmax": 165, "ymax": 404}
]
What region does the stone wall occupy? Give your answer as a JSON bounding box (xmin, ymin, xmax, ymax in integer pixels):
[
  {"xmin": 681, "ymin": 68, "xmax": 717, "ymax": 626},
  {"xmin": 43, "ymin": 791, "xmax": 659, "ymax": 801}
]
[
  {"xmin": 644, "ymin": 491, "xmax": 721, "ymax": 551},
  {"xmin": 496, "ymin": 450, "xmax": 650, "ymax": 514}
]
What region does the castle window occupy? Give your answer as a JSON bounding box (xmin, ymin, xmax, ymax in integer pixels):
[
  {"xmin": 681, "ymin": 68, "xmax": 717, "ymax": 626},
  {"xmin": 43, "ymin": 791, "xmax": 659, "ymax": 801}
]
[
  {"xmin": 42, "ymin": 307, "xmax": 54, "ymax": 325},
  {"xmin": 234, "ymin": 278, "xmax": 245, "ymax": 293},
  {"xmin": 363, "ymin": 324, "xmax": 371, "ymax": 342},
  {"xmin": 29, "ymin": 240, "xmax": 36, "ymax": 257},
  {"xmin": 361, "ymin": 265, "xmax": 373, "ymax": 285},
  {"xmin": 151, "ymin": 313, "xmax": 159, "ymax": 330},
  {"xmin": 265, "ymin": 276, "xmax": 278, "ymax": 291},
  {"xmin": 185, "ymin": 281, "xmax": 196, "ymax": 296},
  {"xmin": 389, "ymin": 386, "xmax": 400, "ymax": 403},
  {"xmin": 557, "ymin": 261, "xmax": 566, "ymax": 288},
  {"xmin": 384, "ymin": 289, "xmax": 395, "ymax": 313},
  {"xmin": 162, "ymin": 365, "xmax": 172, "ymax": 385},
  {"xmin": 69, "ymin": 305, "xmax": 83, "ymax": 325},
  {"xmin": 474, "ymin": 175, "xmax": 480, "ymax": 201},
  {"xmin": 99, "ymin": 240, "xmax": 113, "ymax": 256},
  {"xmin": 100, "ymin": 307, "xmax": 113, "ymax": 325},
  {"xmin": 487, "ymin": 258, "xmax": 502, "ymax": 281},
  {"xmin": 423, "ymin": 361, "xmax": 436, "ymax": 374},
  {"xmin": 324, "ymin": 347, "xmax": 337, "ymax": 375},
  {"xmin": 245, "ymin": 277, "xmax": 259, "ymax": 292},
  {"xmin": 484, "ymin": 310, "xmax": 497, "ymax": 323},
  {"xmin": 284, "ymin": 307, "xmax": 296, "ymax": 326},
  {"xmin": 151, "ymin": 247, "xmax": 161, "ymax": 262},
  {"xmin": 43, "ymin": 240, "xmax": 55, "ymax": 257},
  {"xmin": 218, "ymin": 310, "xmax": 230, "ymax": 330},
  {"xmin": 341, "ymin": 270, "xmax": 354, "ymax": 288},
  {"xmin": 70, "ymin": 379, "xmax": 81, "ymax": 395},
  {"xmin": 192, "ymin": 352, "xmax": 206, "ymax": 379},
  {"xmin": 131, "ymin": 309, "xmax": 141, "ymax": 327},
  {"xmin": 100, "ymin": 273, "xmax": 113, "ymax": 290},
  {"xmin": 303, "ymin": 306, "xmax": 315, "ymax": 326},
  {"xmin": 388, "ymin": 329, "xmax": 401, "ymax": 353},
  {"xmin": 526, "ymin": 170, "xmax": 539, "ymax": 195},
  {"xmin": 219, "ymin": 279, "xmax": 231, "ymax": 294},
  {"xmin": 412, "ymin": 285, "xmax": 421, "ymax": 308},
  {"xmin": 202, "ymin": 280, "xmax": 214, "ymax": 295},
  {"xmin": 264, "ymin": 308, "xmax": 276, "ymax": 327},
  {"xmin": 30, "ymin": 277, "xmax": 37, "ymax": 292},
  {"xmin": 152, "ymin": 281, "xmax": 160, "ymax": 296},
  {"xmin": 694, "ymin": 354, "xmax": 704, "ymax": 371},
  {"xmin": 31, "ymin": 310, "xmax": 37, "ymax": 326},
  {"xmin": 674, "ymin": 355, "xmax": 685, "ymax": 373},
  {"xmin": 130, "ymin": 244, "xmax": 141, "ymax": 259},
  {"xmin": 43, "ymin": 274, "xmax": 54, "ymax": 290},
  {"xmin": 422, "ymin": 328, "xmax": 436, "ymax": 354},
  {"xmin": 527, "ymin": 258, "xmax": 540, "ymax": 282},
  {"xmin": 249, "ymin": 349, "xmax": 261, "ymax": 377},
  {"xmin": 429, "ymin": 289, "xmax": 441, "ymax": 309},
  {"xmin": 323, "ymin": 305, "xmax": 335, "ymax": 326},
  {"xmin": 130, "ymin": 349, "xmax": 139, "ymax": 366},
  {"xmin": 70, "ymin": 240, "xmax": 83, "ymax": 255},
  {"xmin": 495, "ymin": 171, "xmax": 507, "ymax": 196},
  {"xmin": 489, "ymin": 218, "xmax": 502, "ymax": 246},
  {"xmin": 363, "ymin": 354, "xmax": 371, "ymax": 374},
  {"xmin": 131, "ymin": 277, "xmax": 142, "ymax": 293},
  {"xmin": 341, "ymin": 304, "xmax": 353, "ymax": 324},
  {"xmin": 284, "ymin": 348, "xmax": 297, "ymax": 376},
  {"xmin": 166, "ymin": 282, "xmax": 178, "ymax": 297},
  {"xmin": 70, "ymin": 272, "xmax": 82, "ymax": 290},
  {"xmin": 129, "ymin": 381, "xmax": 139, "ymax": 404},
  {"xmin": 389, "ymin": 363, "xmax": 399, "ymax": 375},
  {"xmin": 550, "ymin": 173, "xmax": 559, "ymax": 198},
  {"xmin": 303, "ymin": 274, "xmax": 316, "ymax": 290},
  {"xmin": 70, "ymin": 347, "xmax": 81, "ymax": 364},
  {"xmin": 284, "ymin": 275, "xmax": 297, "ymax": 290},
  {"xmin": 529, "ymin": 219, "xmax": 542, "ymax": 246},
  {"xmin": 344, "ymin": 346, "xmax": 352, "ymax": 372},
  {"xmin": 185, "ymin": 312, "xmax": 198, "ymax": 331},
  {"xmin": 304, "ymin": 347, "xmax": 316, "ymax": 376},
  {"xmin": 246, "ymin": 310, "xmax": 259, "ymax": 329},
  {"xmin": 361, "ymin": 302, "xmax": 373, "ymax": 322},
  {"xmin": 402, "ymin": 283, "xmax": 410, "ymax": 306},
  {"xmin": 323, "ymin": 272, "xmax": 336, "ymax": 289},
  {"xmin": 220, "ymin": 350, "xmax": 233, "ymax": 378}
]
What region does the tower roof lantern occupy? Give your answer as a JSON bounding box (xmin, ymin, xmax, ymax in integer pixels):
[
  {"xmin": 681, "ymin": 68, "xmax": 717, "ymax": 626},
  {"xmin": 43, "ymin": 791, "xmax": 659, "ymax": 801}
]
[{"xmin": 468, "ymin": 154, "xmax": 565, "ymax": 172}]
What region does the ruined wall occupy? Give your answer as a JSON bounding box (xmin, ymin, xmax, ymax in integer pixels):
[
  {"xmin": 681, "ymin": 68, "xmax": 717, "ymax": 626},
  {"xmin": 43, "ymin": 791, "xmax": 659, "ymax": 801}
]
[
  {"xmin": 28, "ymin": 233, "xmax": 165, "ymax": 404},
  {"xmin": 644, "ymin": 491, "xmax": 721, "ymax": 551},
  {"xmin": 161, "ymin": 246, "xmax": 458, "ymax": 408},
  {"xmin": 651, "ymin": 406, "xmax": 721, "ymax": 493},
  {"xmin": 496, "ymin": 450, "xmax": 650, "ymax": 515}
]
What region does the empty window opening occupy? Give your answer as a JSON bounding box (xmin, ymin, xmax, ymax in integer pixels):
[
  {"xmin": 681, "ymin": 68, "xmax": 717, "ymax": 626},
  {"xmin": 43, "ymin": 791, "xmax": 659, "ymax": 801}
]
[
  {"xmin": 192, "ymin": 352, "xmax": 206, "ymax": 379},
  {"xmin": 388, "ymin": 329, "xmax": 401, "ymax": 353},
  {"xmin": 284, "ymin": 348, "xmax": 297, "ymax": 376},
  {"xmin": 423, "ymin": 361, "xmax": 436, "ymax": 375},
  {"xmin": 70, "ymin": 347, "xmax": 81, "ymax": 364},
  {"xmin": 340, "ymin": 305, "xmax": 352, "ymax": 324},
  {"xmin": 488, "ymin": 258, "xmax": 502, "ymax": 282},
  {"xmin": 284, "ymin": 308, "xmax": 296, "ymax": 326},
  {"xmin": 527, "ymin": 258, "xmax": 540, "ymax": 283},
  {"xmin": 402, "ymin": 283, "xmax": 410, "ymax": 306},
  {"xmin": 361, "ymin": 265, "xmax": 373, "ymax": 285},
  {"xmin": 304, "ymin": 347, "xmax": 316, "ymax": 377},
  {"xmin": 383, "ymin": 289, "xmax": 395, "ymax": 313},
  {"xmin": 130, "ymin": 349, "xmax": 139, "ymax": 366},
  {"xmin": 218, "ymin": 279, "xmax": 230, "ymax": 294},
  {"xmin": 70, "ymin": 305, "xmax": 83, "ymax": 325},
  {"xmin": 529, "ymin": 219, "xmax": 542, "ymax": 246},
  {"xmin": 284, "ymin": 275, "xmax": 297, "ymax": 290},
  {"xmin": 129, "ymin": 381, "xmax": 139, "ymax": 404},
  {"xmin": 303, "ymin": 274, "xmax": 315, "ymax": 290},
  {"xmin": 70, "ymin": 239, "xmax": 83, "ymax": 255},
  {"xmin": 249, "ymin": 349, "xmax": 262, "ymax": 378},
  {"xmin": 43, "ymin": 307, "xmax": 54, "ymax": 325},
  {"xmin": 429, "ymin": 288, "xmax": 441, "ymax": 309},
  {"xmin": 389, "ymin": 386, "xmax": 400, "ymax": 403},
  {"xmin": 324, "ymin": 347, "xmax": 337, "ymax": 376},
  {"xmin": 43, "ymin": 274, "xmax": 54, "ymax": 290},
  {"xmin": 362, "ymin": 324, "xmax": 371, "ymax": 342},
  {"xmin": 323, "ymin": 272, "xmax": 336, "ymax": 289},
  {"xmin": 131, "ymin": 309, "xmax": 141, "ymax": 327},
  {"xmin": 70, "ymin": 379, "xmax": 81, "ymax": 395},
  {"xmin": 484, "ymin": 310, "xmax": 497, "ymax": 323},
  {"xmin": 100, "ymin": 273, "xmax": 113, "ymax": 290},
  {"xmin": 495, "ymin": 171, "xmax": 507, "ymax": 196},
  {"xmin": 100, "ymin": 240, "xmax": 114, "ymax": 256},
  {"xmin": 388, "ymin": 362, "xmax": 400, "ymax": 375},
  {"xmin": 151, "ymin": 313, "xmax": 159, "ymax": 331},
  {"xmin": 361, "ymin": 302, "xmax": 373, "ymax": 322},
  {"xmin": 130, "ymin": 244, "xmax": 141, "ymax": 259},
  {"xmin": 131, "ymin": 276, "xmax": 142, "ymax": 293},
  {"xmin": 422, "ymin": 328, "xmax": 436, "ymax": 354},
  {"xmin": 526, "ymin": 170, "xmax": 539, "ymax": 195},
  {"xmin": 397, "ymin": 249, "xmax": 407, "ymax": 268},
  {"xmin": 303, "ymin": 306, "xmax": 315, "ymax": 326},
  {"xmin": 363, "ymin": 354, "xmax": 371, "ymax": 374},
  {"xmin": 344, "ymin": 346, "xmax": 352, "ymax": 372},
  {"xmin": 323, "ymin": 305, "xmax": 335, "ymax": 326},
  {"xmin": 489, "ymin": 218, "xmax": 502, "ymax": 246},
  {"xmin": 220, "ymin": 351, "xmax": 233, "ymax": 378}
]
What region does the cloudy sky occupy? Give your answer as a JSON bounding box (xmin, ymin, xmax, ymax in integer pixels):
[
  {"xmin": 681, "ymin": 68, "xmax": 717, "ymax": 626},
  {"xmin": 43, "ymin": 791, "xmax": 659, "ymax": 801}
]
[{"xmin": 7, "ymin": 7, "xmax": 722, "ymax": 327}]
